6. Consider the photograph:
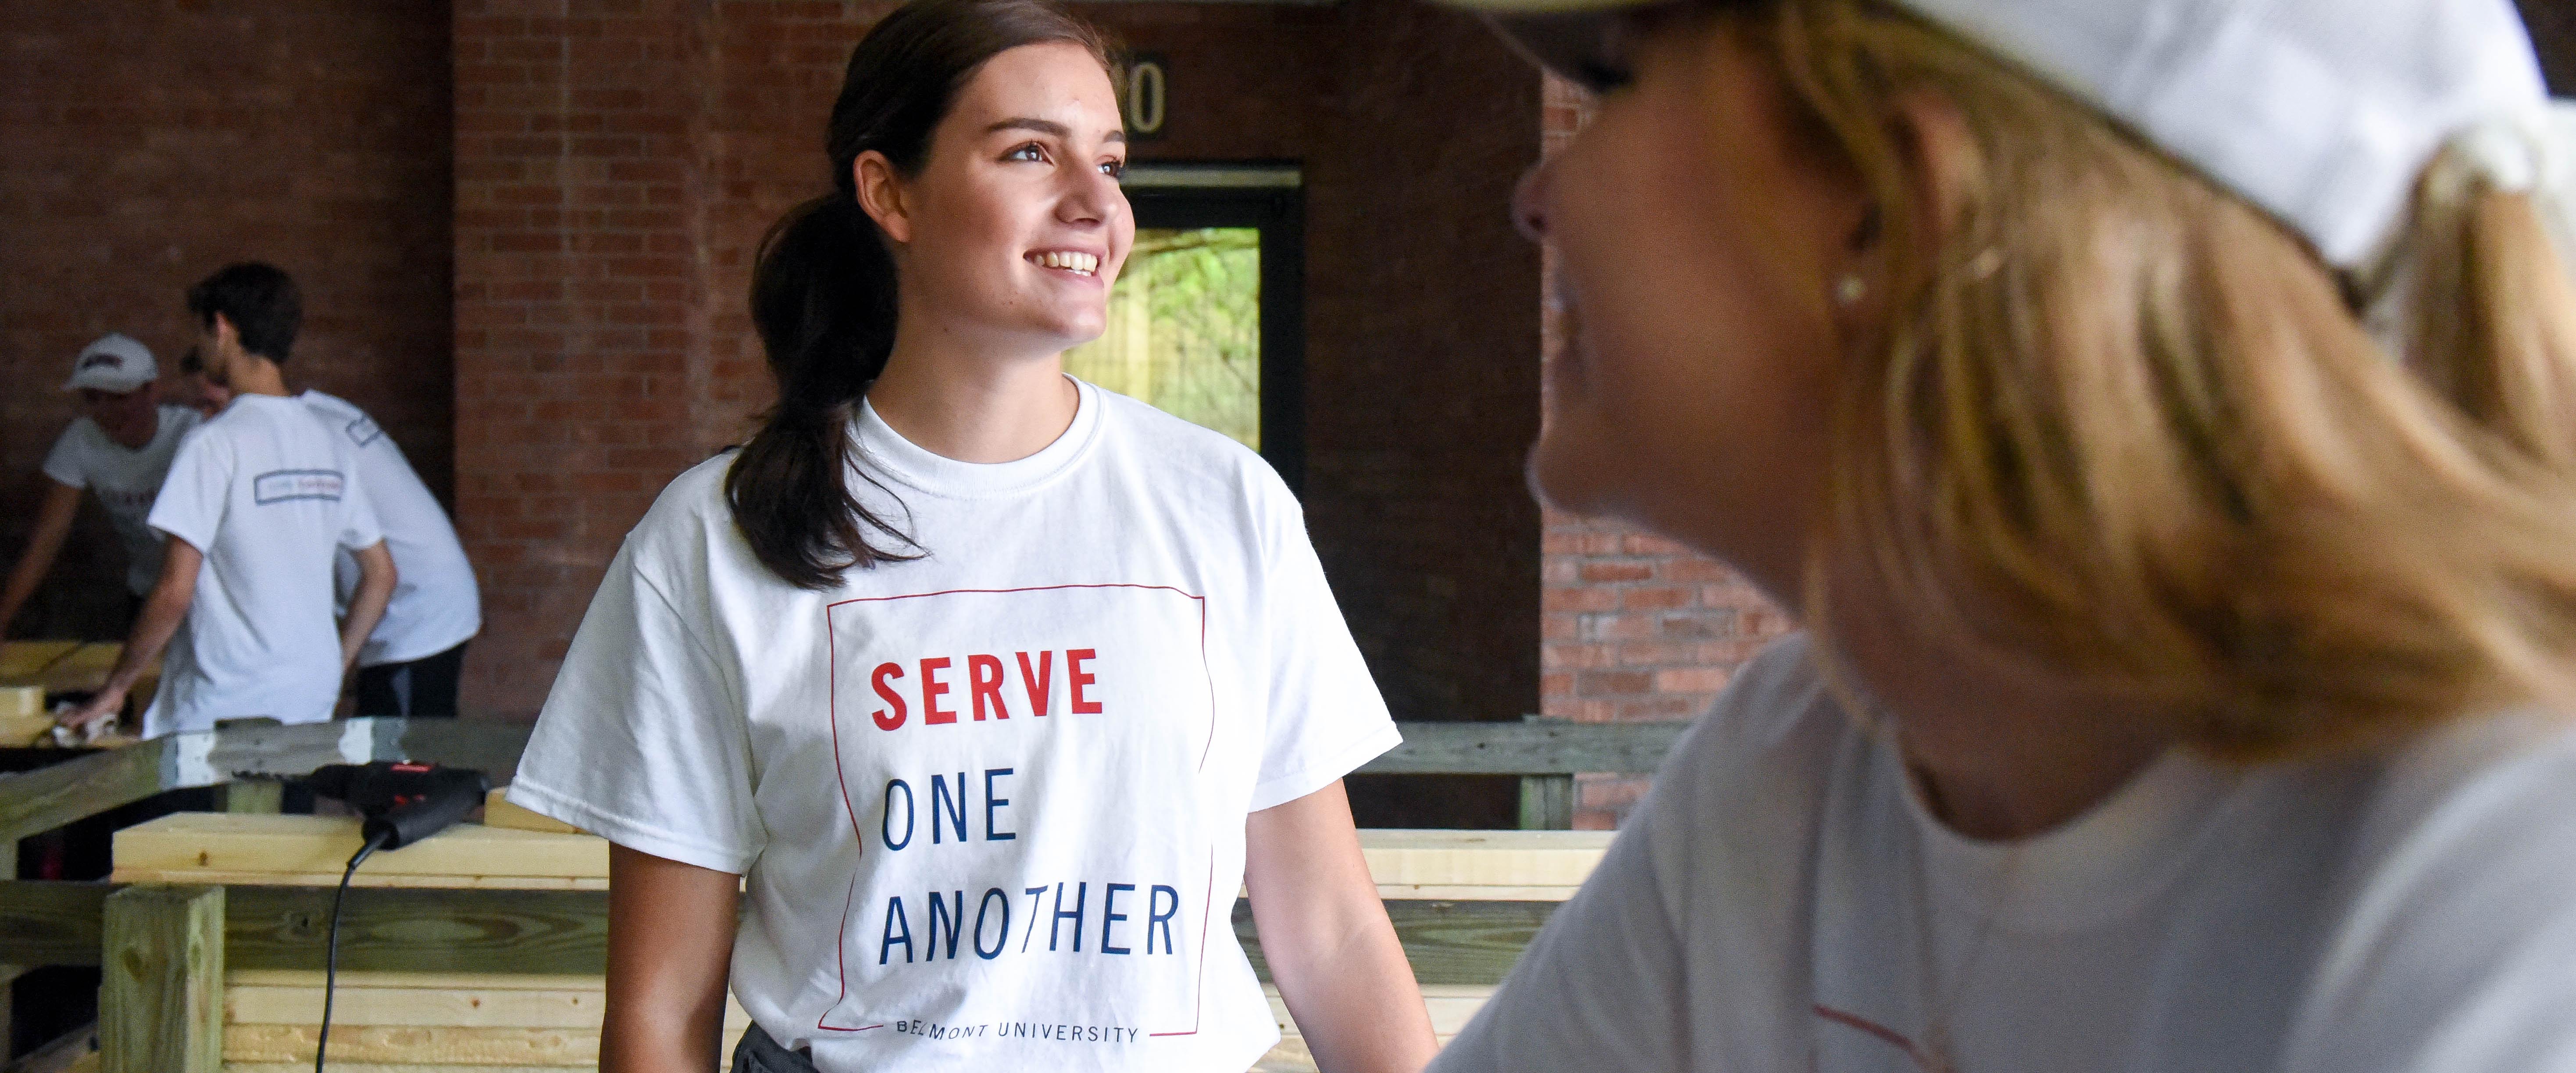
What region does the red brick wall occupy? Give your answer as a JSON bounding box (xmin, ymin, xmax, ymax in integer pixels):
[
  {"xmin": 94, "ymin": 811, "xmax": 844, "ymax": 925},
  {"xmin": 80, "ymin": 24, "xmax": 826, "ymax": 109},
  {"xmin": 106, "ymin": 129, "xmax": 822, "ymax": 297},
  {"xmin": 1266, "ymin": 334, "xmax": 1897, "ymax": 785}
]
[
  {"xmin": 453, "ymin": 0, "xmax": 1545, "ymax": 759},
  {"xmin": 1536, "ymin": 75, "xmax": 1791, "ymax": 828},
  {"xmin": 0, "ymin": 0, "xmax": 453, "ymax": 639},
  {"xmin": 451, "ymin": 0, "xmax": 712, "ymax": 710}
]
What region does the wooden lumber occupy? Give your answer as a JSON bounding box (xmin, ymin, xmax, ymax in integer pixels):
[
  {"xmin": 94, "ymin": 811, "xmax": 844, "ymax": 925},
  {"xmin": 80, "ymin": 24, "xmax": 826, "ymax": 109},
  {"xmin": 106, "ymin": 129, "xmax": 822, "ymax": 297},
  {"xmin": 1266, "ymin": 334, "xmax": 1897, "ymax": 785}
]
[
  {"xmin": 1356, "ymin": 828, "xmax": 1610, "ymax": 887},
  {"xmin": 211, "ymin": 882, "xmax": 1554, "ymax": 985},
  {"xmin": 1366, "ymin": 720, "xmax": 1688, "ymax": 775},
  {"xmin": 1238, "ymin": 899, "xmax": 1556, "ymax": 987},
  {"xmin": 1518, "ymin": 773, "xmax": 1576, "ymax": 829},
  {"xmin": 0, "ymin": 739, "xmax": 168, "ymax": 844},
  {"xmin": 117, "ymin": 814, "xmax": 1605, "ymax": 896},
  {"xmin": 222, "ymin": 1023, "xmax": 599, "ymax": 1066},
  {"xmin": 223, "ymin": 780, "xmax": 284, "ymax": 814},
  {"xmin": 98, "ymin": 885, "xmax": 223, "ymax": 1073},
  {"xmin": 0, "ymin": 641, "xmax": 82, "ymax": 681},
  {"xmin": 112, "ymin": 814, "xmax": 607, "ymax": 888},
  {"xmin": 482, "ymin": 788, "xmax": 582, "ymax": 834},
  {"xmin": 223, "ymin": 886, "xmax": 612, "ymax": 977},
  {"xmin": 0, "ymin": 881, "xmax": 111, "ymax": 966}
]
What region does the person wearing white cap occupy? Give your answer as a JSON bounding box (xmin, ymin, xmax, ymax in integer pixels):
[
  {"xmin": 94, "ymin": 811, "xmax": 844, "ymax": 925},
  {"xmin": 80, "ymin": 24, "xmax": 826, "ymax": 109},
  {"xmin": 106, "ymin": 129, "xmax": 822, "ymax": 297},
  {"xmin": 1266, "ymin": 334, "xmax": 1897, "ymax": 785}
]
[
  {"xmin": 61, "ymin": 263, "xmax": 398, "ymax": 739},
  {"xmin": 1424, "ymin": 0, "xmax": 2576, "ymax": 1070},
  {"xmin": 0, "ymin": 333, "xmax": 205, "ymax": 638}
]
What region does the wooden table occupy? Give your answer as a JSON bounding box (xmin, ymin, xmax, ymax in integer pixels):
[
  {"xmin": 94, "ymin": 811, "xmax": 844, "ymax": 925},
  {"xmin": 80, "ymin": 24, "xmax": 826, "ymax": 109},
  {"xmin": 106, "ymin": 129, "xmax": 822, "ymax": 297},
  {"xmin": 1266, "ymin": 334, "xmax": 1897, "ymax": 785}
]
[{"xmin": 95, "ymin": 807, "xmax": 1610, "ymax": 1073}]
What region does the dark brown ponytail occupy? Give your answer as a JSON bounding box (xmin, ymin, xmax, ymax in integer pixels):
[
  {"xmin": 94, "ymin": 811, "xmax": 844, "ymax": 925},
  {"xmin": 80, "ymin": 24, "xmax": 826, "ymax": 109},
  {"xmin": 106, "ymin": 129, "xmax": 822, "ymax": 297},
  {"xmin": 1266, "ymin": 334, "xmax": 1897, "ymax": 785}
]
[{"xmin": 727, "ymin": 0, "xmax": 1112, "ymax": 588}]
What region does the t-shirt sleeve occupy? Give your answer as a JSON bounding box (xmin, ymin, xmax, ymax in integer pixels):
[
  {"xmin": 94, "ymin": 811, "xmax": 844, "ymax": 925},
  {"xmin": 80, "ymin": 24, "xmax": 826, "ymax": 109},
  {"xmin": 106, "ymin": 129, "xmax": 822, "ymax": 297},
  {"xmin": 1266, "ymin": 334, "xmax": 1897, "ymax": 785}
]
[
  {"xmin": 1245, "ymin": 499, "xmax": 1402, "ymax": 812},
  {"xmin": 146, "ymin": 432, "xmax": 228, "ymax": 552},
  {"xmin": 336, "ymin": 459, "xmax": 385, "ymax": 552},
  {"xmin": 40, "ymin": 424, "xmax": 88, "ymax": 489},
  {"xmin": 507, "ymin": 538, "xmax": 765, "ymax": 874},
  {"xmin": 2283, "ymin": 726, "xmax": 2576, "ymax": 1072},
  {"xmin": 1427, "ymin": 785, "xmax": 1692, "ymax": 1073}
]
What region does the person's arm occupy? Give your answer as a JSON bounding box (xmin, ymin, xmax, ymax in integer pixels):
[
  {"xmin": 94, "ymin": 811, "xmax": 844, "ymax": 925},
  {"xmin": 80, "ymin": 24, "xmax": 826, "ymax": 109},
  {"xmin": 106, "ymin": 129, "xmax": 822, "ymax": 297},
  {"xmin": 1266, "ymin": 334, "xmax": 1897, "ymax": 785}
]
[
  {"xmin": 58, "ymin": 536, "xmax": 201, "ymax": 729},
  {"xmin": 603, "ymin": 843, "xmax": 740, "ymax": 1073},
  {"xmin": 0, "ymin": 480, "xmax": 83, "ymax": 638},
  {"xmin": 339, "ymin": 540, "xmax": 396, "ymax": 672},
  {"xmin": 1246, "ymin": 779, "xmax": 1438, "ymax": 1073}
]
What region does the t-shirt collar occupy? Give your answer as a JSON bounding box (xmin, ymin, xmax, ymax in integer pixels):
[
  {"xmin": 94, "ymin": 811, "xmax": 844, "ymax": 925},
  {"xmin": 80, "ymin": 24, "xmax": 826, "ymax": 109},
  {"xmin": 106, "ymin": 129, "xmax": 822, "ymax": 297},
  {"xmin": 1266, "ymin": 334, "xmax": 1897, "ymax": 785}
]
[
  {"xmin": 853, "ymin": 376, "xmax": 1103, "ymax": 499},
  {"xmin": 1896, "ymin": 741, "xmax": 2243, "ymax": 933}
]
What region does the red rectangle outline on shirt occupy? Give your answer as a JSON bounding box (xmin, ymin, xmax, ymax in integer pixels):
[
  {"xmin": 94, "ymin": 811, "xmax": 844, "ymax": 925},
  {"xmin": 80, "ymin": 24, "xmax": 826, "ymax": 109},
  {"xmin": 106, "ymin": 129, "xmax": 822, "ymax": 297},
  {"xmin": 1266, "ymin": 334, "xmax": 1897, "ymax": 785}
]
[{"xmin": 818, "ymin": 583, "xmax": 1219, "ymax": 1039}]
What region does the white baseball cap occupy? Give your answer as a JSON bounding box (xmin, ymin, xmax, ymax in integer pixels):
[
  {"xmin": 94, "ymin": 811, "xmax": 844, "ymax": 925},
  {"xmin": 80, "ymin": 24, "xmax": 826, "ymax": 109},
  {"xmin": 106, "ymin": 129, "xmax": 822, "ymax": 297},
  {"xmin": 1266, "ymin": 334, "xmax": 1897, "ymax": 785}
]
[
  {"xmin": 1459, "ymin": 0, "xmax": 2572, "ymax": 278},
  {"xmin": 62, "ymin": 333, "xmax": 159, "ymax": 393}
]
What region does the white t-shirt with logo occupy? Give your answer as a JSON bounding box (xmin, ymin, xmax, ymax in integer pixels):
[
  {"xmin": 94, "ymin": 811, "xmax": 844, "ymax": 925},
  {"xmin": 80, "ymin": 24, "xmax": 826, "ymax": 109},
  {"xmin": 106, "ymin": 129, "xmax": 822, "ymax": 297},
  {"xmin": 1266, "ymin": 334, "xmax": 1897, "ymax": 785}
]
[
  {"xmin": 41, "ymin": 405, "xmax": 205, "ymax": 595},
  {"xmin": 142, "ymin": 395, "xmax": 384, "ymax": 738},
  {"xmin": 509, "ymin": 380, "xmax": 1399, "ymax": 1073},
  {"xmin": 1431, "ymin": 633, "xmax": 2576, "ymax": 1073},
  {"xmin": 300, "ymin": 392, "xmax": 480, "ymax": 666}
]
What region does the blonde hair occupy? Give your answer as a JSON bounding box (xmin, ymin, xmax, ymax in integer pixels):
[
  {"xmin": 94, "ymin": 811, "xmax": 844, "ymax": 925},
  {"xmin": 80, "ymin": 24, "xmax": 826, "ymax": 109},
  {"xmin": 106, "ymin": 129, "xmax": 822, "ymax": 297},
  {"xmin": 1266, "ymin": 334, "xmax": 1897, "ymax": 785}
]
[{"xmin": 1764, "ymin": 0, "xmax": 2576, "ymax": 758}]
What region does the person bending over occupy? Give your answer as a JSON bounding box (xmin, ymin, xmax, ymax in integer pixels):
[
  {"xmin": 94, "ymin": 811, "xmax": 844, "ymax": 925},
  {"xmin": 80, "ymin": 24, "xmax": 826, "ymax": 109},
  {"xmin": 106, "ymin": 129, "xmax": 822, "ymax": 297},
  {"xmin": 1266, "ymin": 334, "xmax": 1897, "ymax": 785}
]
[
  {"xmin": 0, "ymin": 334, "xmax": 203, "ymax": 637},
  {"xmin": 63, "ymin": 263, "xmax": 396, "ymax": 739}
]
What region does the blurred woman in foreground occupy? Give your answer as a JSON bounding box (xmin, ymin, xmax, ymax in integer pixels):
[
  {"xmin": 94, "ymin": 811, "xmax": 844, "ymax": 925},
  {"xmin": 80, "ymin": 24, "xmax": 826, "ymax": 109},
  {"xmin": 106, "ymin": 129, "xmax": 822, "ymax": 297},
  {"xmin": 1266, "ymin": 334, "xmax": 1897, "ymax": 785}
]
[{"xmin": 1430, "ymin": 0, "xmax": 2576, "ymax": 1068}]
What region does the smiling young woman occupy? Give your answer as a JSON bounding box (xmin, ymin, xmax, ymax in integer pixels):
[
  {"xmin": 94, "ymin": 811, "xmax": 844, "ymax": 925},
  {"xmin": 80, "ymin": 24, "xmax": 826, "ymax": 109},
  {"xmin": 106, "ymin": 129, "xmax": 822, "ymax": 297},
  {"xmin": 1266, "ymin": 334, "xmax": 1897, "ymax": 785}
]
[
  {"xmin": 503, "ymin": 3, "xmax": 1436, "ymax": 1071},
  {"xmin": 1423, "ymin": 0, "xmax": 2576, "ymax": 1070}
]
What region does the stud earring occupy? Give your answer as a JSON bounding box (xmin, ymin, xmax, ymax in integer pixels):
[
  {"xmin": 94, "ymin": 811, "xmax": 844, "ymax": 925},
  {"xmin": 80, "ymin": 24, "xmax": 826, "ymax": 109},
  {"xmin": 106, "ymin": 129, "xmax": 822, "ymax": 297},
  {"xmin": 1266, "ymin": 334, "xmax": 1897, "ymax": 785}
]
[{"xmin": 1833, "ymin": 274, "xmax": 1868, "ymax": 307}]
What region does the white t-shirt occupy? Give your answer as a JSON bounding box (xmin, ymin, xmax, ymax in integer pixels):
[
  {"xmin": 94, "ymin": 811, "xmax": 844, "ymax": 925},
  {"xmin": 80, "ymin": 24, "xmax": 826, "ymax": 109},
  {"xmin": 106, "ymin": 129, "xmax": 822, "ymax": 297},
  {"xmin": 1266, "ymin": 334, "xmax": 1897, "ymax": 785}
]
[
  {"xmin": 142, "ymin": 394, "xmax": 384, "ymax": 738},
  {"xmin": 300, "ymin": 392, "xmax": 480, "ymax": 666},
  {"xmin": 510, "ymin": 379, "xmax": 1400, "ymax": 1073},
  {"xmin": 40, "ymin": 405, "xmax": 204, "ymax": 595},
  {"xmin": 1431, "ymin": 633, "xmax": 2576, "ymax": 1073}
]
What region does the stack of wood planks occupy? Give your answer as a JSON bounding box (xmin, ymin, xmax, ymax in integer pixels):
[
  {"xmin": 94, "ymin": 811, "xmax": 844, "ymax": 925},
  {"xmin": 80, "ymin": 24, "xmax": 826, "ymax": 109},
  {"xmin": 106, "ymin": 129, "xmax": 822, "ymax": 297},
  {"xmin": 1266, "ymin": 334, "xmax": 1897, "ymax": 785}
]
[{"xmin": 105, "ymin": 794, "xmax": 1610, "ymax": 1073}]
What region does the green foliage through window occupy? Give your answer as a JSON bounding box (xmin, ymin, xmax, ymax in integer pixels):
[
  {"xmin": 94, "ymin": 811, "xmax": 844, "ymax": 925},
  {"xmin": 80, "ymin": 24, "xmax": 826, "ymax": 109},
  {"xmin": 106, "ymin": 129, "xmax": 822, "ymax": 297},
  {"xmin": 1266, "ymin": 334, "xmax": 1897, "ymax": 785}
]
[{"xmin": 1064, "ymin": 228, "xmax": 1261, "ymax": 450}]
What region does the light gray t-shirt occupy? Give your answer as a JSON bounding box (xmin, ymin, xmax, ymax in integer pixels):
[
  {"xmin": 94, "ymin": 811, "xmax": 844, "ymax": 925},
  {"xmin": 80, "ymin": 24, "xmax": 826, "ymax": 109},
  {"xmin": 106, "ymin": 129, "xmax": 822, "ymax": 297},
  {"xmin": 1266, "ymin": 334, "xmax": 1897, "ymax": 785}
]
[
  {"xmin": 41, "ymin": 405, "xmax": 204, "ymax": 595},
  {"xmin": 300, "ymin": 391, "xmax": 480, "ymax": 666},
  {"xmin": 1433, "ymin": 633, "xmax": 2576, "ymax": 1073}
]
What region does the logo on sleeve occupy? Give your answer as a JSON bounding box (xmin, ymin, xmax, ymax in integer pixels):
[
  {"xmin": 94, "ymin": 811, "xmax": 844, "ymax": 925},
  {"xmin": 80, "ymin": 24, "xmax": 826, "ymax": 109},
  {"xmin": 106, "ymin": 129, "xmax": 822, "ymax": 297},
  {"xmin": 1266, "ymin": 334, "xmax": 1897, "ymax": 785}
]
[
  {"xmin": 343, "ymin": 416, "xmax": 383, "ymax": 448},
  {"xmin": 253, "ymin": 469, "xmax": 346, "ymax": 504}
]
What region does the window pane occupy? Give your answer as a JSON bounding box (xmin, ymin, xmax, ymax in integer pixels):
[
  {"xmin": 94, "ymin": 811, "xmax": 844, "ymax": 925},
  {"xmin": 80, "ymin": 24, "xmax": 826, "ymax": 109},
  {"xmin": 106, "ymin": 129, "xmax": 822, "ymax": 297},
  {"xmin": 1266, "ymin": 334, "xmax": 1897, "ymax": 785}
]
[{"xmin": 1063, "ymin": 227, "xmax": 1261, "ymax": 450}]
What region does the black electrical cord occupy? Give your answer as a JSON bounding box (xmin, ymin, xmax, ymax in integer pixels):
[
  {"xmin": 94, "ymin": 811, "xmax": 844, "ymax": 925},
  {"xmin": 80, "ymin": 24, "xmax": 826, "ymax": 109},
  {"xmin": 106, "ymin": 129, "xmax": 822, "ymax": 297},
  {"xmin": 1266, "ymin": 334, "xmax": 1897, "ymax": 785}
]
[{"xmin": 318, "ymin": 827, "xmax": 392, "ymax": 1073}]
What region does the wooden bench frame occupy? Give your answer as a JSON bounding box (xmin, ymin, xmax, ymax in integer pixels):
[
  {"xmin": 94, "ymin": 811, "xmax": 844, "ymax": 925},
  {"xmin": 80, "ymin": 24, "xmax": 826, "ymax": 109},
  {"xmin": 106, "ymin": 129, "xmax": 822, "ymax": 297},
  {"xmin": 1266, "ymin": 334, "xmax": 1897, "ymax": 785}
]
[{"xmin": 0, "ymin": 715, "xmax": 1684, "ymax": 1071}]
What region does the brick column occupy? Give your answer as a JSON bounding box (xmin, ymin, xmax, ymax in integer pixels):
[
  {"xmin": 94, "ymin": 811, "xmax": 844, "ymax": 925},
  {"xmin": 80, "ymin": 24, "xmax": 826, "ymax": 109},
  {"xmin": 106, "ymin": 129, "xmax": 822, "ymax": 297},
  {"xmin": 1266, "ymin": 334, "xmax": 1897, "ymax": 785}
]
[{"xmin": 453, "ymin": 0, "xmax": 710, "ymax": 713}]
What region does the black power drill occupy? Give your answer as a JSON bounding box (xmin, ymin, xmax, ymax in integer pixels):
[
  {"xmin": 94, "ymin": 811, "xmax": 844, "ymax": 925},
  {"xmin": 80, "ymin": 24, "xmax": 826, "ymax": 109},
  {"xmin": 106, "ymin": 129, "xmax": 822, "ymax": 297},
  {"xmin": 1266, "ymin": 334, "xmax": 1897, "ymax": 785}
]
[
  {"xmin": 298, "ymin": 760, "xmax": 492, "ymax": 1073},
  {"xmin": 304, "ymin": 761, "xmax": 490, "ymax": 849}
]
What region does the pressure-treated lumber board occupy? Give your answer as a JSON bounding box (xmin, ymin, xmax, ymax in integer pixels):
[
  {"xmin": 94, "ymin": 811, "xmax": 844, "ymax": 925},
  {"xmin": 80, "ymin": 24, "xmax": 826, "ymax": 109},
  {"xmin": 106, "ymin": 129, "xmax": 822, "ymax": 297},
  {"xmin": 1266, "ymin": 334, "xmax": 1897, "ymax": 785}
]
[
  {"xmin": 0, "ymin": 718, "xmax": 539, "ymax": 853},
  {"xmin": 1364, "ymin": 720, "xmax": 1689, "ymax": 775},
  {"xmin": 213, "ymin": 883, "xmax": 1555, "ymax": 986},
  {"xmin": 0, "ymin": 738, "xmax": 167, "ymax": 844},
  {"xmin": 1238, "ymin": 899, "xmax": 1556, "ymax": 986},
  {"xmin": 0, "ymin": 881, "xmax": 111, "ymax": 966},
  {"xmin": 99, "ymin": 885, "xmax": 223, "ymax": 1073},
  {"xmin": 218, "ymin": 970, "xmax": 1491, "ymax": 1040},
  {"xmin": 222, "ymin": 1066, "xmax": 581, "ymax": 1073},
  {"xmin": 114, "ymin": 814, "xmax": 607, "ymax": 887},
  {"xmin": 224, "ymin": 974, "xmax": 750, "ymax": 1034},
  {"xmin": 482, "ymin": 788, "xmax": 582, "ymax": 834},
  {"xmin": 221, "ymin": 1024, "xmax": 600, "ymax": 1066},
  {"xmin": 119, "ymin": 815, "xmax": 1602, "ymax": 894},
  {"xmin": 223, "ymin": 886, "xmax": 612, "ymax": 977},
  {"xmin": 114, "ymin": 869, "xmax": 610, "ymax": 891}
]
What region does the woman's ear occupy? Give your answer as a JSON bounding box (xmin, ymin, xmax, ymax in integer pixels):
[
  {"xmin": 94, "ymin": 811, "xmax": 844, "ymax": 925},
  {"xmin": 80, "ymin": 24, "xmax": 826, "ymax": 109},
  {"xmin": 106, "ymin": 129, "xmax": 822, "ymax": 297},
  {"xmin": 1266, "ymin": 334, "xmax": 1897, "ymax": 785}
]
[
  {"xmin": 854, "ymin": 151, "xmax": 913, "ymax": 246},
  {"xmin": 1888, "ymin": 87, "xmax": 1983, "ymax": 257}
]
